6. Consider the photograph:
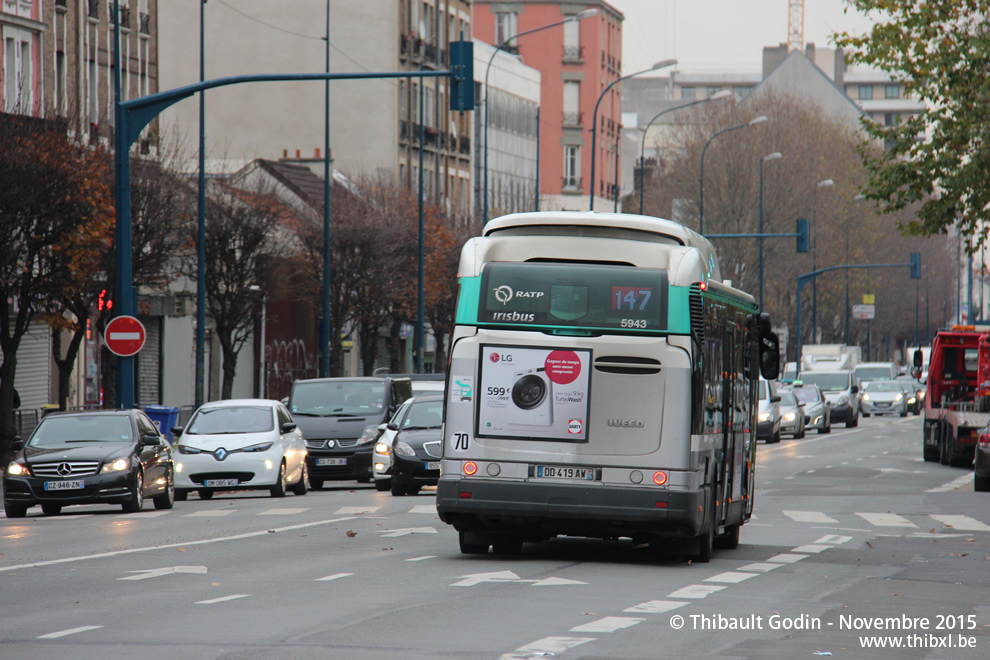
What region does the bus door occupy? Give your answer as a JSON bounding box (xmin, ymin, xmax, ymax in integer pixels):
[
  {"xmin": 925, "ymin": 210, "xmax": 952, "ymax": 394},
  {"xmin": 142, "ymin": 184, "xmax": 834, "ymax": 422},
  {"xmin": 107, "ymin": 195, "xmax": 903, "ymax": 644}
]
[{"xmin": 716, "ymin": 324, "xmax": 734, "ymax": 528}]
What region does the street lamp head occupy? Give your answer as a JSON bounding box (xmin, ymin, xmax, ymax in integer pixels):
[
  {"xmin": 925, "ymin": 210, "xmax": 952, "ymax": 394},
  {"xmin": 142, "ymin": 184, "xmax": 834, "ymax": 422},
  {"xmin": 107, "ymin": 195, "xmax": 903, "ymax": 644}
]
[
  {"xmin": 651, "ymin": 58, "xmax": 678, "ymax": 70},
  {"xmin": 817, "ymin": 178, "xmax": 835, "ymax": 189},
  {"xmin": 710, "ymin": 90, "xmax": 732, "ymax": 101},
  {"xmin": 762, "ymin": 152, "xmax": 783, "ymax": 162},
  {"xmin": 574, "ymin": 8, "xmax": 598, "ymax": 20},
  {"xmin": 748, "ymin": 115, "xmax": 769, "ymax": 126}
]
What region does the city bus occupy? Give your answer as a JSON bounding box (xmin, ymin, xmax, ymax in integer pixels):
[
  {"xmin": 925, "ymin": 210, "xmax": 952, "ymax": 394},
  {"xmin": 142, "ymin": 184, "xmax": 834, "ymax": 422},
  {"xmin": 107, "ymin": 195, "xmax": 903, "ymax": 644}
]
[{"xmin": 436, "ymin": 211, "xmax": 778, "ymax": 562}]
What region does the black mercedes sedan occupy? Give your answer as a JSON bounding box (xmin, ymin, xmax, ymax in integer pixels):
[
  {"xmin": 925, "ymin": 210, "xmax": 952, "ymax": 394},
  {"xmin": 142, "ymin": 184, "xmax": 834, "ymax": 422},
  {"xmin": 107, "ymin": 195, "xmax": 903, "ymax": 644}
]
[
  {"xmin": 389, "ymin": 395, "xmax": 443, "ymax": 496},
  {"xmin": 3, "ymin": 409, "xmax": 174, "ymax": 517}
]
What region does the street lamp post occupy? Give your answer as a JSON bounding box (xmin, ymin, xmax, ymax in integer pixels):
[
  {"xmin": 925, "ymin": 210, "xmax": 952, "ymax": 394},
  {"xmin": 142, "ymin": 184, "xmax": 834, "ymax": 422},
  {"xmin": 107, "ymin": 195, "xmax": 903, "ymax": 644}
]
[
  {"xmin": 483, "ymin": 8, "xmax": 597, "ymax": 224},
  {"xmin": 698, "ymin": 115, "xmax": 768, "ymax": 235},
  {"xmin": 811, "ymin": 178, "xmax": 834, "ymax": 342},
  {"xmin": 758, "ymin": 152, "xmax": 783, "ymax": 309},
  {"xmin": 849, "ymin": 193, "xmax": 867, "ymax": 344},
  {"xmin": 196, "ymin": 0, "xmax": 207, "ymax": 406},
  {"xmin": 639, "ymin": 90, "xmax": 730, "ymax": 216},
  {"xmin": 589, "ymin": 58, "xmax": 678, "ymax": 211}
]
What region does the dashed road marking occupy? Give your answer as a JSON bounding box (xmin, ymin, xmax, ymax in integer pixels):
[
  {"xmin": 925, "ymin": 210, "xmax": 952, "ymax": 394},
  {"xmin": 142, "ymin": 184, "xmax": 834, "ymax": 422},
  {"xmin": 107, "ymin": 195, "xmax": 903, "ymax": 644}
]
[
  {"xmin": 183, "ymin": 510, "xmax": 235, "ymax": 517},
  {"xmin": 704, "ymin": 571, "xmax": 757, "ymax": 584},
  {"xmin": 855, "ymin": 512, "xmax": 917, "ymax": 528},
  {"xmin": 766, "ymin": 553, "xmax": 808, "ymax": 563},
  {"xmin": 37, "ymin": 625, "xmax": 103, "ymax": 639},
  {"xmin": 737, "ymin": 562, "xmax": 783, "ymax": 572},
  {"xmin": 930, "ymin": 515, "xmax": 990, "ymax": 532},
  {"xmin": 624, "ymin": 600, "xmax": 688, "ymax": 613},
  {"xmin": 196, "ymin": 594, "xmax": 250, "ymax": 605},
  {"xmin": 666, "ymin": 584, "xmax": 726, "ymax": 599},
  {"xmin": 257, "ymin": 508, "xmax": 310, "ymax": 515},
  {"xmin": 335, "ymin": 506, "xmax": 381, "ymax": 515},
  {"xmin": 316, "ymin": 573, "xmax": 353, "ymax": 581},
  {"xmin": 784, "ymin": 510, "xmax": 838, "ymax": 523},
  {"xmin": 927, "ymin": 473, "xmax": 973, "ymax": 493},
  {"xmin": 570, "ymin": 617, "xmax": 644, "ymax": 633},
  {"xmin": 792, "ymin": 544, "xmax": 831, "ymax": 553}
]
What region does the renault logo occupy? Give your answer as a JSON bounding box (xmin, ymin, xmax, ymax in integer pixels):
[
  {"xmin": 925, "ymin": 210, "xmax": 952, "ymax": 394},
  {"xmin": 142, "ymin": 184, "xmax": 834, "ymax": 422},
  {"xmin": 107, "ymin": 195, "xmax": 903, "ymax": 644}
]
[
  {"xmin": 214, "ymin": 447, "xmax": 228, "ymax": 461},
  {"xmin": 57, "ymin": 463, "xmax": 72, "ymax": 476},
  {"xmin": 326, "ymin": 440, "xmax": 335, "ymax": 448}
]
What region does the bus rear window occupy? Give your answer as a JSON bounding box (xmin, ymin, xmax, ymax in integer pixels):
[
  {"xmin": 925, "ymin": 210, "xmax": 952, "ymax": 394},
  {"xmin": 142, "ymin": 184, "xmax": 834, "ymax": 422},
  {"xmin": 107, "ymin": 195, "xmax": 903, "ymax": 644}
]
[{"xmin": 479, "ymin": 262, "xmax": 668, "ymax": 331}]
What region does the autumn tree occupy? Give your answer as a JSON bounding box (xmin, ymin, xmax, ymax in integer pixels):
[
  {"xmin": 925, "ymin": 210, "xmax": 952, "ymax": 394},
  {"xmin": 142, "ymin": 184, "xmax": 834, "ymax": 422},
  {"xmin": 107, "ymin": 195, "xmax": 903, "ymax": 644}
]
[
  {"xmin": 0, "ymin": 113, "xmax": 114, "ymax": 457},
  {"xmin": 834, "ymin": 1, "xmax": 990, "ymax": 249},
  {"xmin": 424, "ymin": 214, "xmax": 474, "ymax": 373}
]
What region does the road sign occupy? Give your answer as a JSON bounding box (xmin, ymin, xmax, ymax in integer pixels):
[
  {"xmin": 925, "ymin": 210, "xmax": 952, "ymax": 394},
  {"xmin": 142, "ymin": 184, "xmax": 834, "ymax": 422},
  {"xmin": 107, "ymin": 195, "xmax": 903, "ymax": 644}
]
[
  {"xmin": 104, "ymin": 315, "xmax": 146, "ymax": 357},
  {"xmin": 853, "ymin": 304, "xmax": 875, "ymax": 320},
  {"xmin": 863, "ymin": 294, "xmax": 876, "ymax": 304}
]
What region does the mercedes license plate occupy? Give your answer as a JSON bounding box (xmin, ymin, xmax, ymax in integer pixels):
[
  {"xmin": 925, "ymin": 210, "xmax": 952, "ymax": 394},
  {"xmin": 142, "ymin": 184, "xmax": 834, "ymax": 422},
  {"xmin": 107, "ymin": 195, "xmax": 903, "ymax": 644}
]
[
  {"xmin": 426, "ymin": 462, "xmax": 441, "ymax": 471},
  {"xmin": 316, "ymin": 458, "xmax": 346, "ymax": 466},
  {"xmin": 44, "ymin": 480, "xmax": 84, "ymax": 491},
  {"xmin": 535, "ymin": 465, "xmax": 596, "ymax": 480},
  {"xmin": 204, "ymin": 479, "xmax": 239, "ymax": 487}
]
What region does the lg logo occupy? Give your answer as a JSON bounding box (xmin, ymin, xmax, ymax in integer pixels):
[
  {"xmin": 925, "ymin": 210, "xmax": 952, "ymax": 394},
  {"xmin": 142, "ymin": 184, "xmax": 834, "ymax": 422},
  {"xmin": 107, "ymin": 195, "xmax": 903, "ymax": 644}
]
[{"xmin": 489, "ymin": 352, "xmax": 512, "ymax": 363}]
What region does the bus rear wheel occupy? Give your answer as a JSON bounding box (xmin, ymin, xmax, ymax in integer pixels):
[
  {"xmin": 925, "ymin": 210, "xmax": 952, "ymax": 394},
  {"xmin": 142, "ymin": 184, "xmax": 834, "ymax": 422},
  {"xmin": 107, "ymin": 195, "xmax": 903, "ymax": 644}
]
[{"xmin": 714, "ymin": 523, "xmax": 740, "ymax": 550}]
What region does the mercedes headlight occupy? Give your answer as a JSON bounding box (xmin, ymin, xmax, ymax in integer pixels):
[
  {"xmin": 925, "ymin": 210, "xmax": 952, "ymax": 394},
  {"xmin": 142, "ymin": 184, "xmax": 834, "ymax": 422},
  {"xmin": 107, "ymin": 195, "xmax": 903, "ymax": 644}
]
[
  {"xmin": 7, "ymin": 462, "xmax": 30, "ymax": 477},
  {"xmin": 101, "ymin": 457, "xmax": 130, "ymax": 473}
]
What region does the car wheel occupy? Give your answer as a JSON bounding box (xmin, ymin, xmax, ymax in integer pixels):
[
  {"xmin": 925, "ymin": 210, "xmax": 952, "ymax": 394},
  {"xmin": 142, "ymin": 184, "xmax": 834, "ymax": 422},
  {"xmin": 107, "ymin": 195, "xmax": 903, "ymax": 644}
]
[
  {"xmin": 771, "ymin": 429, "xmax": 781, "ymax": 444},
  {"xmin": 406, "ymin": 485, "xmax": 421, "ymax": 496},
  {"xmin": 492, "ymin": 537, "xmax": 524, "ymax": 555},
  {"xmin": 4, "ymin": 502, "xmax": 27, "ymax": 518},
  {"xmin": 122, "ymin": 469, "xmax": 145, "ymax": 513},
  {"xmin": 975, "ymin": 475, "xmax": 990, "ymax": 492},
  {"xmin": 153, "ymin": 469, "xmax": 175, "ymax": 510},
  {"xmin": 862, "ymin": 412, "xmax": 870, "ymax": 418},
  {"xmin": 290, "ymin": 463, "xmax": 309, "ymax": 496},
  {"xmin": 198, "ymin": 489, "xmax": 214, "ymax": 500},
  {"xmin": 175, "ymin": 489, "xmax": 189, "ymax": 502},
  {"xmin": 694, "ymin": 508, "xmax": 715, "ymax": 563},
  {"xmin": 375, "ymin": 479, "xmax": 391, "ymax": 492},
  {"xmin": 795, "ymin": 426, "xmax": 805, "ymax": 439},
  {"xmin": 357, "ymin": 476, "xmax": 371, "ymax": 484},
  {"xmin": 847, "ymin": 414, "xmax": 858, "ymax": 428},
  {"xmin": 900, "ymin": 410, "xmax": 908, "ymax": 418},
  {"xmin": 391, "ymin": 480, "xmax": 406, "ymax": 496},
  {"xmin": 458, "ymin": 530, "xmax": 490, "ymax": 554},
  {"xmin": 939, "ymin": 430, "xmax": 951, "ymax": 466},
  {"xmin": 41, "ymin": 503, "xmax": 62, "ymax": 516},
  {"xmin": 308, "ymin": 477, "xmax": 324, "ymax": 490},
  {"xmin": 270, "ymin": 462, "xmax": 288, "ymax": 498}
]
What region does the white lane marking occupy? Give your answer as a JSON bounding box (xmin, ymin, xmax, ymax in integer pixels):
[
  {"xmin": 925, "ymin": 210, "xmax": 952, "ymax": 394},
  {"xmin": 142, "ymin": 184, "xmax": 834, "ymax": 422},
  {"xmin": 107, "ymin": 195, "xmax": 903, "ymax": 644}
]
[
  {"xmin": 736, "ymin": 562, "xmax": 782, "ymax": 573},
  {"xmin": 811, "ymin": 527, "xmax": 871, "ymax": 532},
  {"xmin": 666, "ymin": 584, "xmax": 726, "ymax": 599},
  {"xmin": 410, "ymin": 504, "xmax": 437, "ymax": 514},
  {"xmin": 784, "ymin": 510, "xmax": 838, "ymax": 523},
  {"xmin": 506, "ymin": 637, "xmax": 595, "ymax": 656},
  {"xmin": 570, "ymin": 617, "xmax": 644, "ymax": 633},
  {"xmin": 316, "ymin": 573, "xmax": 353, "ymax": 581},
  {"xmin": 378, "ymin": 527, "xmax": 436, "ymax": 537},
  {"xmin": 0, "ymin": 516, "xmax": 358, "ymax": 573},
  {"xmin": 33, "ymin": 515, "xmax": 94, "ymax": 520},
  {"xmin": 257, "ymin": 508, "xmax": 309, "ymax": 516},
  {"xmin": 118, "ymin": 511, "xmax": 171, "ymax": 519},
  {"xmin": 183, "ymin": 510, "xmax": 235, "ymax": 517},
  {"xmin": 792, "ymin": 545, "xmax": 832, "ymax": 554},
  {"xmin": 531, "ymin": 577, "xmax": 587, "ymax": 587},
  {"xmin": 926, "ymin": 473, "xmax": 974, "ymax": 493},
  {"xmin": 624, "ymin": 600, "xmax": 688, "ymax": 614},
  {"xmin": 856, "ymin": 512, "xmax": 917, "ymax": 528},
  {"xmin": 766, "ymin": 553, "xmax": 808, "ymax": 563},
  {"xmin": 196, "ymin": 594, "xmax": 250, "ymax": 605},
  {"xmin": 806, "ymin": 470, "xmax": 816, "ymax": 474},
  {"xmin": 335, "ymin": 506, "xmax": 380, "ymax": 515},
  {"xmin": 451, "ymin": 570, "xmax": 521, "ymax": 587},
  {"xmin": 406, "ymin": 556, "xmax": 437, "ymax": 562},
  {"xmin": 815, "ymin": 534, "xmax": 853, "ymax": 544},
  {"xmin": 37, "ymin": 625, "xmax": 103, "ymax": 639},
  {"xmin": 930, "ymin": 515, "xmax": 990, "ymax": 532},
  {"xmin": 118, "ymin": 566, "xmax": 207, "ymax": 581},
  {"xmin": 704, "ymin": 571, "xmax": 757, "ymax": 584}
]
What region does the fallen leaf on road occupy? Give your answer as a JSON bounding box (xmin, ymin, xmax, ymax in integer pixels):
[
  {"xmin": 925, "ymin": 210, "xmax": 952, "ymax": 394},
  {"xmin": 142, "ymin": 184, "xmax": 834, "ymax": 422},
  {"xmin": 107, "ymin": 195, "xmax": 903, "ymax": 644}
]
[{"xmin": 346, "ymin": 530, "xmax": 357, "ymax": 537}]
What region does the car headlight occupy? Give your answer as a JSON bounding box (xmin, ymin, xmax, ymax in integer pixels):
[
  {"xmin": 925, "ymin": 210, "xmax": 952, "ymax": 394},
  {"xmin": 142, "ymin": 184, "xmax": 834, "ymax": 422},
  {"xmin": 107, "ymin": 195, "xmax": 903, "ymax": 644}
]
[
  {"xmin": 907, "ymin": 397, "xmax": 917, "ymax": 404},
  {"xmin": 7, "ymin": 462, "xmax": 30, "ymax": 477},
  {"xmin": 894, "ymin": 393, "xmax": 903, "ymax": 401},
  {"xmin": 393, "ymin": 441, "xmax": 416, "ymax": 457},
  {"xmin": 357, "ymin": 424, "xmax": 379, "ymax": 445},
  {"xmin": 918, "ymin": 391, "xmax": 926, "ymax": 400},
  {"xmin": 861, "ymin": 394, "xmax": 870, "ymax": 401},
  {"xmin": 177, "ymin": 445, "xmax": 203, "ymax": 455},
  {"xmin": 101, "ymin": 457, "xmax": 130, "ymax": 473},
  {"xmin": 758, "ymin": 412, "xmax": 771, "ymax": 422},
  {"xmin": 375, "ymin": 442, "xmax": 391, "ymax": 455},
  {"xmin": 243, "ymin": 442, "xmax": 274, "ymax": 453},
  {"xmin": 783, "ymin": 412, "xmax": 796, "ymax": 422}
]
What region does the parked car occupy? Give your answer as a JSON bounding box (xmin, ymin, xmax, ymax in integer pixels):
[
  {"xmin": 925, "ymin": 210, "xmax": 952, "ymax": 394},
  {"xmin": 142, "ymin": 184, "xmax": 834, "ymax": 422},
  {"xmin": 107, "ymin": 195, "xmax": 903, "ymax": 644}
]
[
  {"xmin": 975, "ymin": 425, "xmax": 990, "ymax": 492},
  {"xmin": 777, "ymin": 389, "xmax": 806, "ymax": 438},
  {"xmin": 797, "ymin": 370, "xmax": 859, "ymax": 427},
  {"xmin": 789, "ymin": 383, "xmax": 831, "ymax": 434},
  {"xmin": 388, "ymin": 395, "xmax": 443, "ymax": 496},
  {"xmin": 289, "ymin": 376, "xmax": 412, "ymax": 488},
  {"xmin": 172, "ymin": 399, "xmax": 307, "ymax": 500},
  {"xmin": 757, "ymin": 378, "xmax": 782, "ymax": 443},
  {"xmin": 3, "ymin": 409, "xmax": 174, "ymax": 517},
  {"xmin": 860, "ymin": 380, "xmax": 908, "ymax": 417}
]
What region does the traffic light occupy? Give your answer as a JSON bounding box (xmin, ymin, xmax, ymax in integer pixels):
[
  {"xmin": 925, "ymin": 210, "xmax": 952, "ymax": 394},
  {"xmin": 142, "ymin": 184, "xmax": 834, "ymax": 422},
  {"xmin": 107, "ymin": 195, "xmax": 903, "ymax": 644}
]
[
  {"xmin": 796, "ymin": 218, "xmax": 810, "ymax": 253},
  {"xmin": 910, "ymin": 252, "xmax": 921, "ymax": 279},
  {"xmin": 449, "ymin": 40, "xmax": 474, "ymax": 111}
]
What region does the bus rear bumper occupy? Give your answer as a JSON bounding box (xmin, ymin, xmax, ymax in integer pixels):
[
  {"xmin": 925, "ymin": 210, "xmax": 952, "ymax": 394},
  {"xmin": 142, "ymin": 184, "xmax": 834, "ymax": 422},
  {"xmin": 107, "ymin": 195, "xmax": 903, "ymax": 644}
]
[{"xmin": 436, "ymin": 478, "xmax": 705, "ymax": 541}]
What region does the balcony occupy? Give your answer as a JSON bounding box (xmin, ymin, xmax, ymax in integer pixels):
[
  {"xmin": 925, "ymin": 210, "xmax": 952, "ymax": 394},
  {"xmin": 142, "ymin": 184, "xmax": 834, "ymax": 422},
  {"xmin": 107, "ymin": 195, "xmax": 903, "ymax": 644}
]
[
  {"xmin": 88, "ymin": 0, "xmax": 99, "ymax": 19},
  {"xmin": 562, "ymin": 111, "xmax": 583, "ymax": 127},
  {"xmin": 562, "ymin": 176, "xmax": 582, "ymax": 192},
  {"xmin": 119, "ymin": 7, "xmax": 131, "ymax": 29},
  {"xmin": 458, "ymin": 136, "xmax": 471, "ymax": 155},
  {"xmin": 562, "ymin": 45, "xmax": 584, "ymax": 63},
  {"xmin": 139, "ymin": 12, "xmax": 150, "ymax": 35}
]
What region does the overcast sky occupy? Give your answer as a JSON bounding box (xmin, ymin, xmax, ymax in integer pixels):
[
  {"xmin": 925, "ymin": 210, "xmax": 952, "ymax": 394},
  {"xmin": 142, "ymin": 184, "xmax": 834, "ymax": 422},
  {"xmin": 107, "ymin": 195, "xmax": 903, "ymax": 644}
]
[{"xmin": 608, "ymin": 0, "xmax": 877, "ymax": 74}]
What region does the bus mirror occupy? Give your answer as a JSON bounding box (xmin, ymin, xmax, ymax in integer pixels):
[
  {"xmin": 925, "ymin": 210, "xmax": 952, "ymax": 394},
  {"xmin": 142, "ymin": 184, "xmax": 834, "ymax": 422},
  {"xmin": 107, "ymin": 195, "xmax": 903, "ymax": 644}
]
[
  {"xmin": 759, "ymin": 332, "xmax": 780, "ymax": 381},
  {"xmin": 913, "ymin": 349, "xmax": 923, "ymax": 368}
]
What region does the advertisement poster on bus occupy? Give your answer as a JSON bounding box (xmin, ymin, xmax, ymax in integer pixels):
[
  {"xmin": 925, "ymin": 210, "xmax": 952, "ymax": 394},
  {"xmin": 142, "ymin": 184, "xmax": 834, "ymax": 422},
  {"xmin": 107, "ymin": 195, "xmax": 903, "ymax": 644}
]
[{"xmin": 477, "ymin": 344, "xmax": 591, "ymax": 442}]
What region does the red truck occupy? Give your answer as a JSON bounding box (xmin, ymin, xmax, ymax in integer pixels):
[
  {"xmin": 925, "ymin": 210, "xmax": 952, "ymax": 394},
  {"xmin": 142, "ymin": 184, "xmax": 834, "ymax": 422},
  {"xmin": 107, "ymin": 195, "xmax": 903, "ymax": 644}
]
[{"xmin": 918, "ymin": 326, "xmax": 990, "ymax": 466}]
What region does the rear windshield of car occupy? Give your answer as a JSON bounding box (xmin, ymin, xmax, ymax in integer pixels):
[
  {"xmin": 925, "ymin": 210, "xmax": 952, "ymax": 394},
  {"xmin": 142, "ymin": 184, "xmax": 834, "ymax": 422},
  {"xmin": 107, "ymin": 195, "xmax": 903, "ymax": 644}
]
[
  {"xmin": 791, "ymin": 387, "xmax": 821, "ymax": 403},
  {"xmin": 856, "ymin": 367, "xmax": 893, "ymax": 381},
  {"xmin": 800, "ymin": 372, "xmax": 850, "ymax": 391},
  {"xmin": 186, "ymin": 406, "xmax": 275, "ymax": 435},
  {"xmin": 29, "ymin": 415, "xmax": 133, "ymax": 447},
  {"xmin": 399, "ymin": 400, "xmax": 444, "ymax": 429},
  {"xmin": 290, "ymin": 381, "xmax": 387, "ymax": 415},
  {"xmin": 864, "ymin": 381, "xmax": 904, "ymax": 393}
]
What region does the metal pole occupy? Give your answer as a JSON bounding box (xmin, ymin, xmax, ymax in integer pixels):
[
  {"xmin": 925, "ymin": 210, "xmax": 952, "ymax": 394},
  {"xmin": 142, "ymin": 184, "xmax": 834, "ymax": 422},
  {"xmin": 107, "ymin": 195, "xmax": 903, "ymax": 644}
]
[
  {"xmin": 195, "ymin": 0, "xmax": 206, "ymax": 407},
  {"xmin": 915, "ymin": 278, "xmax": 920, "ymax": 346},
  {"xmin": 416, "ymin": 72, "xmax": 425, "ymax": 373},
  {"xmin": 534, "ymin": 105, "xmax": 540, "ymax": 211},
  {"xmin": 845, "ymin": 232, "xmax": 851, "ymax": 344},
  {"xmin": 321, "ymin": 1, "xmax": 331, "ymax": 377},
  {"xmin": 697, "ymin": 115, "xmax": 767, "ymax": 235},
  {"xmin": 613, "ymin": 130, "xmax": 620, "ymax": 212},
  {"xmin": 759, "ymin": 158, "xmax": 765, "ymax": 308}
]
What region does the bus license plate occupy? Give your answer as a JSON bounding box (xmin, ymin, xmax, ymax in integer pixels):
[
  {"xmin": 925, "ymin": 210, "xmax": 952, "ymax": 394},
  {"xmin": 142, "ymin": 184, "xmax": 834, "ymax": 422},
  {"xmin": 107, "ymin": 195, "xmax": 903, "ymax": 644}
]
[
  {"xmin": 316, "ymin": 458, "xmax": 346, "ymax": 466},
  {"xmin": 44, "ymin": 480, "xmax": 84, "ymax": 491},
  {"xmin": 535, "ymin": 465, "xmax": 595, "ymax": 480}
]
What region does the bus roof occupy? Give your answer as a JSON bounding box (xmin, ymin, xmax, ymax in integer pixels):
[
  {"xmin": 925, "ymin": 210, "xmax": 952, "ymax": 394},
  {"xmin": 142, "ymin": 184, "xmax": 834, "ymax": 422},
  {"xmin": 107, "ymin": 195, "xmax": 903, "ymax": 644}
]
[{"xmin": 484, "ymin": 211, "xmax": 707, "ymax": 248}]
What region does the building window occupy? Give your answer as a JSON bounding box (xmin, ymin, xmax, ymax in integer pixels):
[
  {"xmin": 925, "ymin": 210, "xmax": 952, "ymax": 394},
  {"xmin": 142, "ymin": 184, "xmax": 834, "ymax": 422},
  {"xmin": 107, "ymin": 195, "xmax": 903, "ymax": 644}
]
[
  {"xmin": 563, "ymin": 80, "xmax": 580, "ymax": 125},
  {"xmin": 680, "ymin": 87, "xmax": 696, "ymax": 100},
  {"xmin": 885, "ymin": 83, "xmax": 899, "ymax": 99},
  {"xmin": 707, "ymin": 87, "xmax": 720, "ymax": 97},
  {"xmin": 563, "ymin": 17, "xmax": 581, "ymax": 60},
  {"xmin": 858, "ymin": 85, "xmax": 873, "ymax": 100},
  {"xmin": 495, "ymin": 12, "xmax": 518, "ymax": 51},
  {"xmin": 563, "ymin": 145, "xmax": 580, "ymax": 189}
]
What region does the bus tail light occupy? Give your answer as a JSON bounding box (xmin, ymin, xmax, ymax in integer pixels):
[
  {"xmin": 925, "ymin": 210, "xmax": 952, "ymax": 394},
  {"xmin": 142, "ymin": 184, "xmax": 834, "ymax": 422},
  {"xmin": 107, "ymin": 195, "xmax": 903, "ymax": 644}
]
[
  {"xmin": 463, "ymin": 461, "xmax": 478, "ymax": 476},
  {"xmin": 652, "ymin": 471, "xmax": 667, "ymax": 485}
]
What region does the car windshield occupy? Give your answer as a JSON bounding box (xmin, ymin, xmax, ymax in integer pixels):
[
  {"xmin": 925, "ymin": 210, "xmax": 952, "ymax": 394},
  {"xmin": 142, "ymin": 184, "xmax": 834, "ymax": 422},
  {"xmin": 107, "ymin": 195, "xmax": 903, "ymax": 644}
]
[
  {"xmin": 399, "ymin": 400, "xmax": 444, "ymax": 429},
  {"xmin": 856, "ymin": 367, "xmax": 892, "ymax": 381},
  {"xmin": 186, "ymin": 406, "xmax": 274, "ymax": 434},
  {"xmin": 29, "ymin": 415, "xmax": 133, "ymax": 447},
  {"xmin": 778, "ymin": 391, "xmax": 798, "ymax": 406},
  {"xmin": 291, "ymin": 381, "xmax": 386, "ymax": 415},
  {"xmin": 791, "ymin": 388, "xmax": 821, "ymax": 403},
  {"xmin": 800, "ymin": 373, "xmax": 849, "ymax": 391},
  {"xmin": 758, "ymin": 381, "xmax": 768, "ymax": 400},
  {"xmin": 865, "ymin": 381, "xmax": 903, "ymax": 393}
]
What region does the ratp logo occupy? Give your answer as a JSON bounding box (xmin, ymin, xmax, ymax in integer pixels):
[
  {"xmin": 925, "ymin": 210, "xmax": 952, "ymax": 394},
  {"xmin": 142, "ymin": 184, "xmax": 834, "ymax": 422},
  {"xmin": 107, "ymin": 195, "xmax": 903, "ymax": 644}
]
[{"xmin": 494, "ymin": 285, "xmax": 514, "ymax": 305}]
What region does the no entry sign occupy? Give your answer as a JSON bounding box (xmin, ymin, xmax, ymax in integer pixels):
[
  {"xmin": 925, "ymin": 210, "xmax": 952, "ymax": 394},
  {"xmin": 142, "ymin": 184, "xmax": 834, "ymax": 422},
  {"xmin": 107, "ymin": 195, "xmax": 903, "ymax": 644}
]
[{"xmin": 104, "ymin": 315, "xmax": 146, "ymax": 357}]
